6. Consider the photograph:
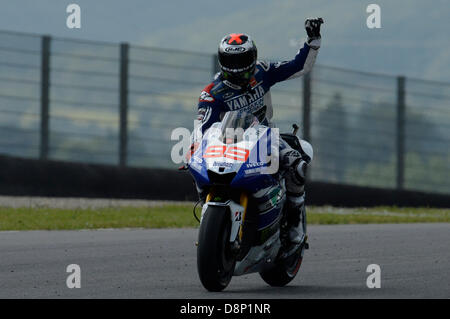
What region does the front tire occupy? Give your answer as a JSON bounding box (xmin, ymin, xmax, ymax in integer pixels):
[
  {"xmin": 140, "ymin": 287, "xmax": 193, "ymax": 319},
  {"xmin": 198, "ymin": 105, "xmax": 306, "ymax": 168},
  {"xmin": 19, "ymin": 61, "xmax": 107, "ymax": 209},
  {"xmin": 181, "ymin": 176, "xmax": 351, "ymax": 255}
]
[{"xmin": 197, "ymin": 205, "xmax": 236, "ymax": 291}]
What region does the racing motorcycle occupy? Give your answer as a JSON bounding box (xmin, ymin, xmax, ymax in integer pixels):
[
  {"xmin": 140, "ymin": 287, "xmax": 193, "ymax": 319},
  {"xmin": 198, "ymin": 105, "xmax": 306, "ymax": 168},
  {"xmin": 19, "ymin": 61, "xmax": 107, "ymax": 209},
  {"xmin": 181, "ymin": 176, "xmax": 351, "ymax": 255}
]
[{"xmin": 185, "ymin": 110, "xmax": 310, "ymax": 292}]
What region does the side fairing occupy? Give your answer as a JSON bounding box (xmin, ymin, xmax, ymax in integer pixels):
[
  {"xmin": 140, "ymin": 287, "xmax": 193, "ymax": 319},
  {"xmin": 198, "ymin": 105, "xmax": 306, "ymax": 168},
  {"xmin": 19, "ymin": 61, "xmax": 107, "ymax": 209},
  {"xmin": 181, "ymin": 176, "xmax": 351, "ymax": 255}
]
[
  {"xmin": 188, "ymin": 138, "xmax": 210, "ymax": 188},
  {"xmin": 231, "ymin": 127, "xmax": 278, "ymax": 192}
]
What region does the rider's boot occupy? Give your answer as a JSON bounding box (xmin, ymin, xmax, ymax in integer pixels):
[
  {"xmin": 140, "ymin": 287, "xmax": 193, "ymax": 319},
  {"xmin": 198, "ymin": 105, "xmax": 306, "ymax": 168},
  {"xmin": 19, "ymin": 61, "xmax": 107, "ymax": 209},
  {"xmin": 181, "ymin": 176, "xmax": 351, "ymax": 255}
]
[
  {"xmin": 284, "ymin": 157, "xmax": 308, "ymax": 244},
  {"xmin": 286, "ymin": 192, "xmax": 306, "ymax": 244}
]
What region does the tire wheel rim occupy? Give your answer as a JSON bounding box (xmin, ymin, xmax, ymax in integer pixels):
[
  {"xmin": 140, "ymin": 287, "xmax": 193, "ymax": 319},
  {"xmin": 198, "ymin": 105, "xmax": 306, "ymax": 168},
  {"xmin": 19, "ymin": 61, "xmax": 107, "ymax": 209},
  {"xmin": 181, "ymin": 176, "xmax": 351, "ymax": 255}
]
[{"xmin": 285, "ymin": 246, "xmax": 305, "ymax": 278}]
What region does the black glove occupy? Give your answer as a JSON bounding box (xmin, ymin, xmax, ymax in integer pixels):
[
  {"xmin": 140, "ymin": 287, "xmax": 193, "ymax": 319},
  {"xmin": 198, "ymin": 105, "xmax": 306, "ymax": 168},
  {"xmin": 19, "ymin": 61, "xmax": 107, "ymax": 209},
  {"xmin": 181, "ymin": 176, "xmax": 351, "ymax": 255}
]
[{"xmin": 305, "ymin": 17, "xmax": 323, "ymax": 39}]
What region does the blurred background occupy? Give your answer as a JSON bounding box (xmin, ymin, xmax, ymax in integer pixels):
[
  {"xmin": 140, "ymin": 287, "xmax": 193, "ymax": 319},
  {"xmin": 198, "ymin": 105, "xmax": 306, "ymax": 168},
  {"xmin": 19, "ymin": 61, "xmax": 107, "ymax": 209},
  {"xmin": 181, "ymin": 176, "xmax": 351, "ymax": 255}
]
[{"xmin": 0, "ymin": 0, "xmax": 449, "ymax": 197}]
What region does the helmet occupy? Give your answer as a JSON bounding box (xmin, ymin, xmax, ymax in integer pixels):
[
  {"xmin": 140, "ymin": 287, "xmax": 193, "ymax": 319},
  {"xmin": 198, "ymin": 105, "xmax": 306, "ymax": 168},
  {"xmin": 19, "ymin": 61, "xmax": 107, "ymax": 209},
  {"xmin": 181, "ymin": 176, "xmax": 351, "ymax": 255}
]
[{"xmin": 218, "ymin": 33, "xmax": 257, "ymax": 87}]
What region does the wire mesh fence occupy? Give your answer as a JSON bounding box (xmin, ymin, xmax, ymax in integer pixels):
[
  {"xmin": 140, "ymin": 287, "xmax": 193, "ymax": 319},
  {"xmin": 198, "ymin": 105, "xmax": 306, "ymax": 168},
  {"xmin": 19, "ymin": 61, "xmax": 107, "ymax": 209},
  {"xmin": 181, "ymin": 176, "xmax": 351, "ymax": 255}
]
[
  {"xmin": 0, "ymin": 30, "xmax": 448, "ymax": 194},
  {"xmin": 309, "ymin": 66, "xmax": 399, "ymax": 189}
]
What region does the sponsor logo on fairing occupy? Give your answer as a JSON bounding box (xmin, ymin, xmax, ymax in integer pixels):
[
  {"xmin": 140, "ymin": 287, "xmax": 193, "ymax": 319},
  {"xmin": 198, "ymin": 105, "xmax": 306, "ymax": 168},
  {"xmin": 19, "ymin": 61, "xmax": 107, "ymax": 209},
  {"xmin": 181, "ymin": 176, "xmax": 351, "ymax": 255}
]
[
  {"xmin": 213, "ymin": 161, "xmax": 233, "ymax": 168},
  {"xmin": 246, "ymin": 161, "xmax": 268, "ymax": 168},
  {"xmin": 244, "ymin": 168, "xmax": 265, "ymax": 175}
]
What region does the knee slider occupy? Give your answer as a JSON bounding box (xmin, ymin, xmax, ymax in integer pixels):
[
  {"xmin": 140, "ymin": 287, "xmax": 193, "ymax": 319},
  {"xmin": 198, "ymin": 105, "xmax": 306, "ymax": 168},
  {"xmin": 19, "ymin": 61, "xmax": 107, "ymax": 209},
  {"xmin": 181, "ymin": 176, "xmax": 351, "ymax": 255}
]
[{"xmin": 293, "ymin": 158, "xmax": 307, "ymax": 184}]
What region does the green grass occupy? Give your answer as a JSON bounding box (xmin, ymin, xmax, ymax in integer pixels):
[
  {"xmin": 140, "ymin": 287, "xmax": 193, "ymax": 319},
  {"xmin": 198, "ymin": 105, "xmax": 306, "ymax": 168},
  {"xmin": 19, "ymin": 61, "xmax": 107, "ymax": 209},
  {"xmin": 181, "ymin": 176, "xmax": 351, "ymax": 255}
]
[
  {"xmin": 307, "ymin": 206, "xmax": 450, "ymax": 224},
  {"xmin": 0, "ymin": 205, "xmax": 448, "ymax": 231}
]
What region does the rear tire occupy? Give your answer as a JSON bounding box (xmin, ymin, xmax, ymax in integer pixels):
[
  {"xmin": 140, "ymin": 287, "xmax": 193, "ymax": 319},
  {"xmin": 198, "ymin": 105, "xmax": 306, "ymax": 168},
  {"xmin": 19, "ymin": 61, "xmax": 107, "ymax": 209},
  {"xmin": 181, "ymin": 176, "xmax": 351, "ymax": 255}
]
[
  {"xmin": 260, "ymin": 206, "xmax": 307, "ymax": 287},
  {"xmin": 259, "ymin": 245, "xmax": 305, "ymax": 287},
  {"xmin": 197, "ymin": 205, "xmax": 236, "ymax": 292}
]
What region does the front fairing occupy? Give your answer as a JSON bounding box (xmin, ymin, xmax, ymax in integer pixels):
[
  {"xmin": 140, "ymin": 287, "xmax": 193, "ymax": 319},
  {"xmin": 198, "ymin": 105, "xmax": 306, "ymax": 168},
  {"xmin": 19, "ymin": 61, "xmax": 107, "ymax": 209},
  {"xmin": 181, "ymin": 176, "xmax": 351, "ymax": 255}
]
[{"xmin": 188, "ymin": 111, "xmax": 279, "ymax": 192}]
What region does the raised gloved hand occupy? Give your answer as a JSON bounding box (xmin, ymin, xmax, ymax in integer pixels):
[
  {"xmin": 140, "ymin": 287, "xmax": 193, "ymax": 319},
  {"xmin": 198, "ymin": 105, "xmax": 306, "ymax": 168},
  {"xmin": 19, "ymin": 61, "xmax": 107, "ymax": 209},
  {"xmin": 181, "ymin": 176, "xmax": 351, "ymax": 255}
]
[
  {"xmin": 305, "ymin": 17, "xmax": 323, "ymax": 38},
  {"xmin": 305, "ymin": 17, "xmax": 323, "ymax": 49}
]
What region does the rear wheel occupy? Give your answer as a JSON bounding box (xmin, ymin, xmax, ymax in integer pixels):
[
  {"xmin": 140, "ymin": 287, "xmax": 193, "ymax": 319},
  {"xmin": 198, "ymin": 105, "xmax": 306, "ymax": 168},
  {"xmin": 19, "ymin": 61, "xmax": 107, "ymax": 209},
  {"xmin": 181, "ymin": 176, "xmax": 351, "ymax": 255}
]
[
  {"xmin": 259, "ymin": 244, "xmax": 305, "ymax": 287},
  {"xmin": 197, "ymin": 206, "xmax": 236, "ymax": 291},
  {"xmin": 260, "ymin": 206, "xmax": 307, "ymax": 287}
]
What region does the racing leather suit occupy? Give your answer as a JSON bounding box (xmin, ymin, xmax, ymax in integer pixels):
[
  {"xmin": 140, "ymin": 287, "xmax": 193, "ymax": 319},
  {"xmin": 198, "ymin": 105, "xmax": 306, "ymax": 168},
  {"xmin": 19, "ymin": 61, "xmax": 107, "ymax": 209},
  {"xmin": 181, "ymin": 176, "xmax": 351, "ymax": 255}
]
[{"xmin": 195, "ymin": 38, "xmax": 320, "ymax": 244}]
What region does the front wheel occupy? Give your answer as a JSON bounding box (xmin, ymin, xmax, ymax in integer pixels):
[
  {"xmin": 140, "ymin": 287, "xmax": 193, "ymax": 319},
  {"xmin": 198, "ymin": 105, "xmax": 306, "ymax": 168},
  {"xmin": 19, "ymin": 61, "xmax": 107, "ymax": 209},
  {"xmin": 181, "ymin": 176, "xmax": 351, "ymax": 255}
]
[{"xmin": 197, "ymin": 205, "xmax": 236, "ymax": 292}]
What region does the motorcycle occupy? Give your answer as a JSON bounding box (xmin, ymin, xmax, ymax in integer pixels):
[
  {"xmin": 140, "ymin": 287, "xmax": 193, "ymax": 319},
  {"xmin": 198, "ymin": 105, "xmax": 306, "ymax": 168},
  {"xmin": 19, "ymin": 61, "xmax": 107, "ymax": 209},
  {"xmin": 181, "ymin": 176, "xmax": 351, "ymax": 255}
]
[{"xmin": 186, "ymin": 110, "xmax": 310, "ymax": 291}]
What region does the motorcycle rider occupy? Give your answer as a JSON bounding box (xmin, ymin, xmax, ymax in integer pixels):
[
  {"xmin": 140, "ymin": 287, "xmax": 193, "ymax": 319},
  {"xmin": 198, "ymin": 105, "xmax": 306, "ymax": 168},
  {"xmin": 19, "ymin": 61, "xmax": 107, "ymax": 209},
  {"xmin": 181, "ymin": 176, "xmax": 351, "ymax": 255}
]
[{"xmin": 190, "ymin": 18, "xmax": 323, "ymax": 245}]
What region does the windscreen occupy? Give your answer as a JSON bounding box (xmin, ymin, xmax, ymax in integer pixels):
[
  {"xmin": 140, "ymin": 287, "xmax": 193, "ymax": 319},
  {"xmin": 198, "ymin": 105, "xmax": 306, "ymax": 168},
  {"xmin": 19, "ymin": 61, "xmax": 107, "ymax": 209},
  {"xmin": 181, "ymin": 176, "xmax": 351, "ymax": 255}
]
[{"xmin": 219, "ymin": 110, "xmax": 259, "ymax": 143}]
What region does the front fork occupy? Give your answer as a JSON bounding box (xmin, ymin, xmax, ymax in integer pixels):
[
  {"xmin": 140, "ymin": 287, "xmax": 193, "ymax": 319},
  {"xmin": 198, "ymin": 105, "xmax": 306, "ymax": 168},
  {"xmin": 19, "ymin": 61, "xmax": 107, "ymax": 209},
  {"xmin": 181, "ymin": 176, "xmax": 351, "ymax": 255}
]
[{"xmin": 202, "ymin": 189, "xmax": 248, "ymax": 244}]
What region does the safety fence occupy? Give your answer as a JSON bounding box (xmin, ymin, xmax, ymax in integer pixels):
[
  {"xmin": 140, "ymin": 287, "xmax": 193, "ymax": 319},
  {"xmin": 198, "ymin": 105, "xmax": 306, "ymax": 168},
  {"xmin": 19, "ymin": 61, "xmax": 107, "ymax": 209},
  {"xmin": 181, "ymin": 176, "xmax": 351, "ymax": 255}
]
[{"xmin": 0, "ymin": 30, "xmax": 449, "ymax": 194}]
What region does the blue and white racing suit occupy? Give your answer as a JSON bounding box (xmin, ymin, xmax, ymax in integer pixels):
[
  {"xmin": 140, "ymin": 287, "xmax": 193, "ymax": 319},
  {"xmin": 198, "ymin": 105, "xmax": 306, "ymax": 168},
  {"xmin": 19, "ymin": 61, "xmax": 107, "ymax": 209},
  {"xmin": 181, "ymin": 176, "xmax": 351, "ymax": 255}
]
[{"xmin": 194, "ymin": 39, "xmax": 320, "ymax": 218}]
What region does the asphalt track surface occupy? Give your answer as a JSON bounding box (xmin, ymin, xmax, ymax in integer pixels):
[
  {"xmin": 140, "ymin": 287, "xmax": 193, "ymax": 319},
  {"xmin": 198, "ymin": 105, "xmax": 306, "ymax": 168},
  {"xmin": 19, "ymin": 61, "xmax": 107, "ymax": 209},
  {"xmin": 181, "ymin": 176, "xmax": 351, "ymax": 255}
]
[{"xmin": 0, "ymin": 224, "xmax": 449, "ymax": 298}]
